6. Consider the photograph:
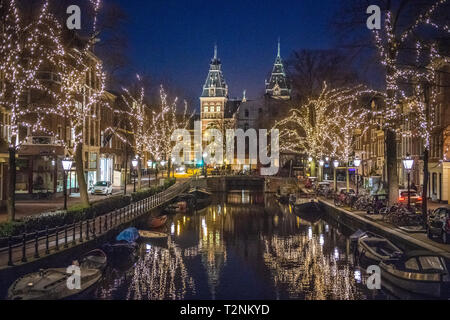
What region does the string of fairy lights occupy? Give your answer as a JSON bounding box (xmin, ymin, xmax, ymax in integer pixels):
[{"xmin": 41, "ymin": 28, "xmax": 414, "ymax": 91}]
[
  {"xmin": 274, "ymin": 84, "xmax": 375, "ymax": 163},
  {"xmin": 274, "ymin": 1, "xmax": 449, "ymax": 165},
  {"xmin": 0, "ymin": 0, "xmax": 106, "ymax": 157},
  {"xmin": 1, "ymin": 0, "xmax": 194, "ymax": 172},
  {"xmin": 371, "ymin": 0, "xmax": 450, "ymax": 157}
]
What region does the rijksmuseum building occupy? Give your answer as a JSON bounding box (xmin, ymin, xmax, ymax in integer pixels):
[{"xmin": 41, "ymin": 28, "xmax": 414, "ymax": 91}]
[{"xmin": 199, "ymin": 41, "xmax": 291, "ymax": 171}]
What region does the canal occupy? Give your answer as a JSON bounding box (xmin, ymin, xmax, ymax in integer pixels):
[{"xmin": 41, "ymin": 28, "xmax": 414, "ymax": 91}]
[{"xmin": 87, "ymin": 190, "xmax": 394, "ymax": 300}]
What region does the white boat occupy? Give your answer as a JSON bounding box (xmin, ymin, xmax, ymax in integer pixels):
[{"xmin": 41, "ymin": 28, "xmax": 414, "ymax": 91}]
[
  {"xmin": 380, "ymin": 251, "xmax": 450, "ymax": 298},
  {"xmin": 8, "ymin": 249, "xmax": 107, "ymax": 300},
  {"xmin": 138, "ymin": 230, "xmax": 168, "ymax": 239}
]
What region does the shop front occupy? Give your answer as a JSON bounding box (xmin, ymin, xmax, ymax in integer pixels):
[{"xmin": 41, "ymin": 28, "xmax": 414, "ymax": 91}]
[
  {"xmin": 16, "ymin": 144, "xmax": 65, "ymax": 199},
  {"xmin": 100, "ymin": 155, "xmax": 114, "ymax": 184}
]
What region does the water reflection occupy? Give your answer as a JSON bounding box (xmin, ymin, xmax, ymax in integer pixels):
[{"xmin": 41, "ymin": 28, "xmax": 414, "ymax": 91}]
[{"xmin": 92, "ymin": 190, "xmax": 386, "ymax": 300}]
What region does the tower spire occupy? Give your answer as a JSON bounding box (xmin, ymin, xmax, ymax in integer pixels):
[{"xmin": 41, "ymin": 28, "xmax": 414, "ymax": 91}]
[
  {"xmin": 277, "ymin": 37, "xmax": 280, "ymax": 57},
  {"xmin": 214, "ymin": 43, "xmax": 217, "ymax": 60},
  {"xmin": 265, "ymin": 37, "xmax": 291, "ymax": 100}
]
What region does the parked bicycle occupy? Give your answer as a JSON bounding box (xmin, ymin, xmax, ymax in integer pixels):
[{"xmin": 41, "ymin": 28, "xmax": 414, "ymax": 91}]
[{"xmin": 382, "ymin": 203, "xmax": 424, "ymax": 226}]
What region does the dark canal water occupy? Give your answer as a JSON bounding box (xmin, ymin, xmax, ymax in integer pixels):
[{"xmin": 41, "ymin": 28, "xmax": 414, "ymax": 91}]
[{"xmin": 88, "ymin": 190, "xmax": 393, "ymax": 300}]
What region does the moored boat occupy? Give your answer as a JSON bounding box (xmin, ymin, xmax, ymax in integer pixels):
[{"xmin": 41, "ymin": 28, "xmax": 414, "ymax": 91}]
[
  {"xmin": 380, "ymin": 251, "xmax": 450, "ymax": 298},
  {"xmin": 138, "ymin": 230, "xmax": 168, "ymax": 239},
  {"xmin": 357, "ymin": 234, "xmax": 403, "ymax": 265},
  {"xmin": 102, "ymin": 241, "xmax": 138, "ymax": 260},
  {"xmin": 7, "ymin": 250, "xmax": 107, "ymax": 300},
  {"xmin": 349, "ymin": 230, "xmax": 379, "ymax": 244},
  {"xmin": 116, "ymin": 227, "xmax": 140, "ymax": 243},
  {"xmin": 148, "ymin": 215, "xmax": 168, "ymax": 228}
]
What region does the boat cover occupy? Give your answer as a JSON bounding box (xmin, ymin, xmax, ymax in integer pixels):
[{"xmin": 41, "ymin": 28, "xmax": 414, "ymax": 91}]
[{"xmin": 116, "ymin": 227, "xmax": 140, "ymax": 243}]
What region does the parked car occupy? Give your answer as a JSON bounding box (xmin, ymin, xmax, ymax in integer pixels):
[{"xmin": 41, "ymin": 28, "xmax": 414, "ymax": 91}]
[
  {"xmin": 398, "ymin": 189, "xmax": 422, "ymax": 206},
  {"xmin": 92, "ymin": 181, "xmax": 113, "ymax": 196},
  {"xmin": 427, "ymin": 206, "xmax": 450, "ymax": 244}
]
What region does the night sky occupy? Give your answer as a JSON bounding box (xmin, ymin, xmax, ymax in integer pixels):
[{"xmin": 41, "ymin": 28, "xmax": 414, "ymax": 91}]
[{"xmin": 116, "ymin": 0, "xmax": 340, "ymax": 102}]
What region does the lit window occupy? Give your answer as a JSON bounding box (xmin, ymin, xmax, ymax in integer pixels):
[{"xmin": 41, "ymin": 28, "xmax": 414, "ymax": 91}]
[
  {"xmin": 216, "ymin": 105, "xmax": 221, "ymax": 112},
  {"xmin": 211, "ymin": 106, "xmax": 215, "ymax": 112},
  {"xmin": 204, "ymin": 106, "xmax": 209, "ymax": 113}
]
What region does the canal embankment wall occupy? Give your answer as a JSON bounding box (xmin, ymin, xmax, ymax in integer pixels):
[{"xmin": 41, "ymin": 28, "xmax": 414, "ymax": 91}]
[
  {"xmin": 0, "ymin": 205, "xmax": 163, "ymax": 299},
  {"xmin": 319, "ymin": 199, "xmax": 450, "ymax": 259}
]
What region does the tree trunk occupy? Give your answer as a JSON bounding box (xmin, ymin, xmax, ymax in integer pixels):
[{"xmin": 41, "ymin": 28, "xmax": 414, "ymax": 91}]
[
  {"xmin": 7, "ymin": 147, "xmax": 16, "ymax": 222},
  {"xmin": 422, "ymin": 148, "xmax": 429, "ymax": 219},
  {"xmin": 346, "ymin": 165, "xmax": 350, "ymax": 192},
  {"xmin": 167, "ymin": 158, "xmax": 171, "ymax": 178},
  {"xmin": 75, "ymin": 143, "xmax": 89, "ymax": 207},
  {"xmin": 123, "ymin": 148, "xmax": 128, "ymax": 195},
  {"xmin": 386, "ymin": 129, "xmax": 399, "ymax": 205},
  {"xmin": 137, "ymin": 160, "xmax": 142, "ymax": 190}
]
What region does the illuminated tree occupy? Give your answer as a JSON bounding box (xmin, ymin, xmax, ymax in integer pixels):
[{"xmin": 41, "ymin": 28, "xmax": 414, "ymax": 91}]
[
  {"xmin": 275, "ymin": 84, "xmax": 372, "ymax": 176},
  {"xmin": 0, "ymin": 0, "xmax": 75, "ymax": 219},
  {"xmin": 121, "ymin": 75, "xmax": 150, "ymax": 189},
  {"xmin": 147, "ymin": 86, "xmax": 193, "ymax": 178},
  {"xmin": 368, "ymin": 0, "xmax": 450, "ymax": 204}
]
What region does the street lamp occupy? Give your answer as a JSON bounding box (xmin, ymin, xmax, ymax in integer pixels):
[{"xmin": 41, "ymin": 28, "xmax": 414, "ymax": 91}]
[
  {"xmin": 171, "ymin": 157, "xmax": 176, "ymax": 178},
  {"xmin": 319, "ymin": 160, "xmax": 324, "ymax": 182},
  {"xmin": 132, "ymin": 158, "xmax": 138, "ymax": 193},
  {"xmin": 61, "ymin": 158, "xmax": 73, "ymax": 210},
  {"xmin": 202, "ymin": 152, "xmax": 208, "ymax": 178},
  {"xmin": 333, "ymin": 160, "xmax": 339, "ymax": 192},
  {"xmin": 402, "ymin": 154, "xmax": 414, "ymax": 209},
  {"xmin": 354, "ymin": 157, "xmax": 361, "ymax": 196}
]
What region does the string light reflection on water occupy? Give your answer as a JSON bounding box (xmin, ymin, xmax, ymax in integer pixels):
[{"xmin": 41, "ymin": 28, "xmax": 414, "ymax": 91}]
[{"xmin": 93, "ymin": 191, "xmax": 386, "ymax": 300}]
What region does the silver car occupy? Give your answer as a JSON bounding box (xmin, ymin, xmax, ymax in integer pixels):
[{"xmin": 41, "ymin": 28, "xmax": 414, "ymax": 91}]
[{"xmin": 92, "ymin": 181, "xmax": 113, "ymax": 196}]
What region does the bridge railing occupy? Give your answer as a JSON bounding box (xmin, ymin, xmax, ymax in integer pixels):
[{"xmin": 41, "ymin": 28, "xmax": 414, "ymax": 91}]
[{"xmin": 0, "ymin": 180, "xmax": 190, "ymax": 267}]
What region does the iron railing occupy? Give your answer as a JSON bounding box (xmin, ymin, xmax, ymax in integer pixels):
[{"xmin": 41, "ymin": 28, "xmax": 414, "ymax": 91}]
[{"xmin": 0, "ymin": 180, "xmax": 190, "ymax": 267}]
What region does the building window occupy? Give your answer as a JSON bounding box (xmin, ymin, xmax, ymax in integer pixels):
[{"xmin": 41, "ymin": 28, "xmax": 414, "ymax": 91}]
[
  {"xmin": 204, "ymin": 106, "xmax": 209, "ymax": 113},
  {"xmin": 245, "ymin": 109, "xmax": 249, "ymax": 118},
  {"xmin": 89, "ymin": 153, "xmax": 97, "ymax": 169},
  {"xmin": 211, "ymin": 106, "xmax": 215, "ymax": 112},
  {"xmin": 216, "ymin": 105, "xmax": 221, "ymax": 112}
]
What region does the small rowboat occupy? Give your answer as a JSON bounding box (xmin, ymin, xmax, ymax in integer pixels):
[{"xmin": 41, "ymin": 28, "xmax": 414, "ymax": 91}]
[
  {"xmin": 357, "ymin": 234, "xmax": 403, "ymax": 264},
  {"xmin": 138, "ymin": 230, "xmax": 168, "ymax": 239},
  {"xmin": 7, "ymin": 249, "xmax": 107, "ymax": 300},
  {"xmin": 148, "ymin": 215, "xmax": 168, "ymax": 228}
]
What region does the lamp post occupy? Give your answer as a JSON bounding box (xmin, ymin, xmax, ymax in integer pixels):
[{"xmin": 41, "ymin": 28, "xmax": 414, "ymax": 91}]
[
  {"xmin": 160, "ymin": 160, "xmax": 166, "ymax": 180},
  {"xmin": 333, "ymin": 160, "xmax": 339, "ymax": 192},
  {"xmin": 147, "ymin": 160, "xmax": 153, "ymax": 188},
  {"xmin": 132, "ymin": 158, "xmax": 138, "ymax": 193},
  {"xmin": 61, "ymin": 158, "xmax": 73, "ymax": 210},
  {"xmin": 319, "ymin": 160, "xmax": 324, "ymax": 182},
  {"xmin": 354, "ymin": 157, "xmax": 361, "ymax": 196},
  {"xmin": 402, "ymin": 154, "xmax": 414, "ymax": 209},
  {"xmin": 202, "ymin": 152, "xmax": 208, "ymax": 178},
  {"xmin": 171, "ymin": 157, "xmax": 176, "ymax": 178}
]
